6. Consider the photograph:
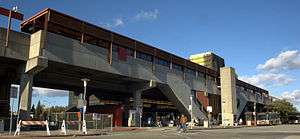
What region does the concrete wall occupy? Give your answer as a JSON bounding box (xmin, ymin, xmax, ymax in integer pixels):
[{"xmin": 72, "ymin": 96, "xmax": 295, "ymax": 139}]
[
  {"xmin": 43, "ymin": 31, "xmax": 216, "ymax": 90},
  {"xmin": 0, "ymin": 27, "xmax": 30, "ymax": 60}
]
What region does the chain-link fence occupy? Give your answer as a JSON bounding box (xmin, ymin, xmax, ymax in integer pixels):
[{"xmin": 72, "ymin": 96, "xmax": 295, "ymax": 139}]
[
  {"xmin": 85, "ymin": 113, "xmax": 113, "ymax": 132},
  {"xmin": 50, "ymin": 112, "xmax": 113, "ymax": 133}
]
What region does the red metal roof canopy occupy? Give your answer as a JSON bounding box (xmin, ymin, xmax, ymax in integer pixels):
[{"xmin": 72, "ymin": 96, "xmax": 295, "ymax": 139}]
[{"xmin": 0, "ymin": 7, "xmax": 23, "ymax": 20}]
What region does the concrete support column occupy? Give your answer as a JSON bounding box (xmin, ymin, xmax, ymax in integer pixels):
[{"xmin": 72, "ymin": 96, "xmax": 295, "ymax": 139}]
[
  {"xmin": 133, "ymin": 90, "xmax": 142, "ymax": 127},
  {"xmin": 123, "ymin": 97, "xmax": 130, "ymax": 126},
  {"xmin": 220, "ymin": 67, "xmax": 237, "ymax": 126},
  {"xmin": 17, "ymin": 30, "xmax": 48, "ymax": 120},
  {"xmin": 19, "ymin": 73, "xmax": 33, "ymax": 119},
  {"xmin": 0, "ymin": 80, "xmax": 11, "ymax": 117}
]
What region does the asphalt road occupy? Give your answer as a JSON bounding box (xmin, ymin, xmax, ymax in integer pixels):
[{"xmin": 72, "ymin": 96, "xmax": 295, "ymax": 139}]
[{"xmin": 2, "ymin": 125, "xmax": 300, "ymax": 139}]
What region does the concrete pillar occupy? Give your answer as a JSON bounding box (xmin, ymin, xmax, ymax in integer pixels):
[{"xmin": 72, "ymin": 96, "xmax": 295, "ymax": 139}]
[
  {"xmin": 19, "ymin": 73, "xmax": 33, "ymax": 119},
  {"xmin": 133, "ymin": 90, "xmax": 142, "ymax": 127},
  {"xmin": 123, "ymin": 97, "xmax": 130, "ymax": 126},
  {"xmin": 0, "ymin": 81, "xmax": 11, "ymax": 118},
  {"xmin": 17, "ymin": 30, "xmax": 48, "ymax": 120},
  {"xmin": 220, "ymin": 67, "xmax": 237, "ymax": 126}
]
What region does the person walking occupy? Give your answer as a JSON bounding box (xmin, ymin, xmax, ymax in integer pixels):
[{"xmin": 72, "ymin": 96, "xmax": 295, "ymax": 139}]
[
  {"xmin": 179, "ymin": 114, "xmax": 188, "ymax": 133},
  {"xmin": 175, "ymin": 116, "xmax": 180, "ymax": 131}
]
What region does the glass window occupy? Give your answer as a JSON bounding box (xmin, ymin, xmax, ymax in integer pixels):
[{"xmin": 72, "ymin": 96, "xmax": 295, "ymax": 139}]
[
  {"xmin": 126, "ymin": 48, "xmax": 134, "ymax": 57},
  {"xmin": 197, "ymin": 72, "xmax": 205, "ymax": 78},
  {"xmin": 136, "ymin": 51, "xmax": 153, "ymax": 62},
  {"xmin": 173, "ymin": 63, "xmax": 183, "ymax": 71},
  {"xmin": 112, "ymin": 45, "xmax": 118, "ymax": 52},
  {"xmin": 155, "ymin": 58, "xmax": 170, "ymax": 67},
  {"xmin": 186, "ymin": 68, "xmax": 196, "ymax": 75}
]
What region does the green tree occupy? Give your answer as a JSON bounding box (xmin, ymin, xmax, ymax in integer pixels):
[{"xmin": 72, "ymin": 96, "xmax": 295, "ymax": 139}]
[
  {"xmin": 35, "ymin": 100, "xmax": 44, "ymax": 120},
  {"xmin": 49, "ymin": 106, "xmax": 67, "ymax": 113},
  {"xmin": 266, "ymin": 99, "xmax": 297, "ymax": 123},
  {"xmin": 30, "ymin": 104, "xmax": 36, "ymax": 116}
]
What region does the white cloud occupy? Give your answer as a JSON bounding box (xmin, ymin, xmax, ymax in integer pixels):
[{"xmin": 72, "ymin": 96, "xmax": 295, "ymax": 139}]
[
  {"xmin": 113, "ymin": 18, "xmax": 124, "ymax": 27},
  {"xmin": 101, "ymin": 9, "xmax": 159, "ymax": 28},
  {"xmin": 280, "ymin": 90, "xmax": 300, "ymax": 105},
  {"xmin": 32, "ymin": 87, "xmax": 68, "ymax": 97},
  {"xmin": 104, "ymin": 18, "xmax": 124, "ymax": 28},
  {"xmin": 239, "ymin": 73, "xmax": 295, "ymax": 88},
  {"xmin": 240, "ymin": 50, "xmax": 300, "ymax": 110},
  {"xmin": 134, "ymin": 9, "xmax": 159, "ymax": 21},
  {"xmin": 257, "ymin": 50, "xmax": 300, "ymax": 72}
]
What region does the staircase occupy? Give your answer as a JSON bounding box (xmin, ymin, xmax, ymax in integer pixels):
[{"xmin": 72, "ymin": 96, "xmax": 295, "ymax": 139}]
[
  {"xmin": 157, "ymin": 74, "xmax": 207, "ymax": 119},
  {"xmin": 236, "ymin": 90, "xmax": 249, "ymax": 119}
]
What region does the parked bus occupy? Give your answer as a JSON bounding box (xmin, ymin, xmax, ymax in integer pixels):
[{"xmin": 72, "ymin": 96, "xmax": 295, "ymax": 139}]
[
  {"xmin": 288, "ymin": 112, "xmax": 300, "ymax": 124},
  {"xmin": 257, "ymin": 112, "xmax": 281, "ymax": 126}
]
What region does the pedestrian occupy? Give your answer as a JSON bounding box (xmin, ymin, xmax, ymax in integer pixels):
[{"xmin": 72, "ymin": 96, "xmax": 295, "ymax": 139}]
[
  {"xmin": 179, "ymin": 114, "xmax": 188, "ymax": 133},
  {"xmin": 175, "ymin": 116, "xmax": 180, "ymax": 131},
  {"xmin": 156, "ymin": 119, "xmax": 162, "ymax": 127}
]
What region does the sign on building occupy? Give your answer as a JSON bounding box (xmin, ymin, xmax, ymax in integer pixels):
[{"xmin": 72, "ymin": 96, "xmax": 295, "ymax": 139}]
[
  {"xmin": 207, "ymin": 106, "xmax": 213, "ymax": 113},
  {"xmin": 92, "ymin": 113, "xmax": 101, "ymax": 120}
]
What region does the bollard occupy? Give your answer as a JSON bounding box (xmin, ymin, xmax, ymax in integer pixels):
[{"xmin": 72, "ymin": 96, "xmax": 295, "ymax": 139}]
[
  {"xmin": 82, "ymin": 120, "xmax": 87, "ymax": 134},
  {"xmin": 61, "ymin": 120, "xmax": 67, "ymax": 135},
  {"xmin": 203, "ymin": 120, "xmax": 209, "ymax": 128},
  {"xmin": 46, "ymin": 120, "xmax": 51, "ymax": 136},
  {"xmin": 14, "ymin": 120, "xmax": 21, "ymax": 136}
]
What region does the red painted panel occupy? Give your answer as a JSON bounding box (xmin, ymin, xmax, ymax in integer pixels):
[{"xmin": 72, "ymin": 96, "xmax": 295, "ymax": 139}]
[
  {"xmin": 113, "ymin": 105, "xmax": 123, "ymax": 127},
  {"xmin": 118, "ymin": 47, "xmax": 128, "ymax": 61},
  {"xmin": 89, "ymin": 105, "xmax": 124, "ymax": 127},
  {"xmin": 196, "ymin": 91, "xmax": 209, "ymax": 109}
]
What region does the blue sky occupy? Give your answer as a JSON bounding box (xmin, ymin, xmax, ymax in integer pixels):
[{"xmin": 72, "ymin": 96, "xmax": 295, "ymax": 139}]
[{"xmin": 1, "ymin": 0, "xmax": 300, "ymax": 110}]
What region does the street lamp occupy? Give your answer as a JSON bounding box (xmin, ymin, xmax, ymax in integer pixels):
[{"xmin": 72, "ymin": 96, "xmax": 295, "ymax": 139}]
[
  {"xmin": 81, "ymin": 78, "xmax": 90, "ymax": 101},
  {"xmin": 81, "ymin": 78, "xmax": 90, "ymax": 134},
  {"xmin": 190, "ymin": 95, "xmax": 193, "ymax": 129}
]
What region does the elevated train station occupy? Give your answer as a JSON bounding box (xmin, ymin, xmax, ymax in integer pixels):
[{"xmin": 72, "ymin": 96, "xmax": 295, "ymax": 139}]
[{"xmin": 0, "ymin": 8, "xmax": 271, "ymax": 128}]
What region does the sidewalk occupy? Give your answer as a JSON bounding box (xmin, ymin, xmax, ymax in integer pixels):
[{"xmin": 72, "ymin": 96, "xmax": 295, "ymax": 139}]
[
  {"xmin": 0, "ymin": 126, "xmax": 245, "ymax": 137},
  {"xmin": 0, "ymin": 130, "xmax": 106, "ymax": 137},
  {"xmin": 0, "ymin": 127, "xmax": 152, "ymax": 137}
]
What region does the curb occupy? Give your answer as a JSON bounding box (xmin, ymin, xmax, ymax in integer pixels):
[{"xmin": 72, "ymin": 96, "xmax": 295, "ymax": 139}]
[
  {"xmin": 0, "ymin": 132, "xmax": 109, "ymax": 138},
  {"xmin": 188, "ymin": 126, "xmax": 245, "ymax": 131}
]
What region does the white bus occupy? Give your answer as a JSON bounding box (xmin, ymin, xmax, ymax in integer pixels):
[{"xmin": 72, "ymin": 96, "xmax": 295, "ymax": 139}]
[{"xmin": 257, "ymin": 112, "xmax": 281, "ymax": 126}]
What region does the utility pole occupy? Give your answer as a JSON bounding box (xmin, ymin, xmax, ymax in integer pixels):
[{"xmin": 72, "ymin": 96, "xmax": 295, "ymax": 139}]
[
  {"xmin": 190, "ymin": 95, "xmax": 193, "ymax": 129},
  {"xmin": 81, "ymin": 78, "xmax": 90, "ymax": 134},
  {"xmin": 9, "ymin": 97, "xmax": 14, "ymax": 135},
  {"xmin": 253, "ymin": 92, "xmax": 257, "ymax": 126},
  {"xmin": 5, "ymin": 10, "xmax": 12, "ymax": 47},
  {"xmin": 139, "ymin": 107, "xmax": 142, "ymax": 128},
  {"xmin": 254, "ymin": 102, "xmax": 257, "ymax": 126}
]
